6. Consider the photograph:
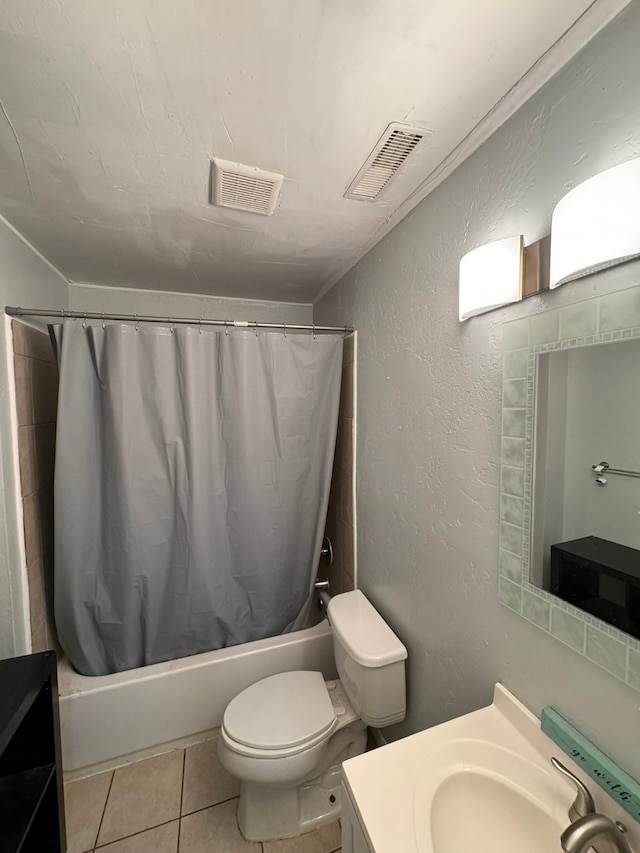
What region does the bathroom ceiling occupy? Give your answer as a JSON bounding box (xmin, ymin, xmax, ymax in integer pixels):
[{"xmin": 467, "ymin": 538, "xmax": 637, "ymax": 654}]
[{"xmin": 0, "ymin": 0, "xmax": 629, "ymax": 304}]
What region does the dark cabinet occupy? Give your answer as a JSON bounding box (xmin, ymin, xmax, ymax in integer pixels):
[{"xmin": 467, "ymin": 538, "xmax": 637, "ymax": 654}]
[
  {"xmin": 550, "ymin": 536, "xmax": 640, "ymax": 639},
  {"xmin": 0, "ymin": 651, "xmax": 66, "ymax": 852}
]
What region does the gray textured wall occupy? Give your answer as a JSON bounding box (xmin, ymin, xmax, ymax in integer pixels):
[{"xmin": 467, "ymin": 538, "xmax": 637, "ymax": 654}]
[
  {"xmin": 68, "ymin": 283, "xmax": 313, "ymax": 325},
  {"xmin": 314, "ymin": 3, "xmax": 640, "ymax": 778}
]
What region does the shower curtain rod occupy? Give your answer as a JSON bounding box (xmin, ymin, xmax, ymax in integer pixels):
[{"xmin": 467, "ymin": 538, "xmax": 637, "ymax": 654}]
[{"xmin": 5, "ymin": 306, "xmax": 353, "ymax": 335}]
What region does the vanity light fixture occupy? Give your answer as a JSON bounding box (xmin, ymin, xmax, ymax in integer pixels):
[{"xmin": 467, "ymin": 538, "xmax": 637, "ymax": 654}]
[
  {"xmin": 459, "ymin": 236, "xmax": 523, "ymax": 321},
  {"xmin": 459, "ymin": 235, "xmax": 550, "ymax": 321},
  {"xmin": 549, "ymin": 157, "xmax": 640, "ymax": 288}
]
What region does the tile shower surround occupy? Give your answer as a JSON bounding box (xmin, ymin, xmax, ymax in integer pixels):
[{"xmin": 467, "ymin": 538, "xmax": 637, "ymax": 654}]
[
  {"xmin": 12, "ymin": 319, "xmax": 59, "ymax": 652},
  {"xmin": 320, "ymin": 333, "xmax": 356, "ymax": 595},
  {"xmin": 499, "ymin": 287, "xmax": 640, "ymax": 691},
  {"xmin": 64, "ymin": 737, "xmax": 343, "ymax": 853},
  {"xmin": 13, "ymin": 322, "xmax": 354, "ymax": 650}
]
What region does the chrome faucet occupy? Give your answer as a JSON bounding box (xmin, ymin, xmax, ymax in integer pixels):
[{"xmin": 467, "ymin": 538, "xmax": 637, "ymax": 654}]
[
  {"xmin": 561, "ymin": 813, "xmax": 634, "ymax": 853},
  {"xmin": 551, "ymin": 758, "xmax": 635, "ymax": 853},
  {"xmin": 552, "ymin": 757, "xmax": 596, "ymax": 821}
]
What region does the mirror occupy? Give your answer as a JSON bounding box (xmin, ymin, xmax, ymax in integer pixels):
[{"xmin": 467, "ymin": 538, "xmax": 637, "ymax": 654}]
[
  {"xmin": 531, "ymin": 339, "xmax": 640, "ymax": 639},
  {"xmin": 499, "ymin": 286, "xmax": 640, "ymax": 690}
]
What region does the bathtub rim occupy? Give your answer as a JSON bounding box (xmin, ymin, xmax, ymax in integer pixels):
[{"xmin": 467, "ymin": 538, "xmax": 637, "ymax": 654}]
[{"xmin": 58, "ymin": 615, "xmax": 332, "ymax": 696}]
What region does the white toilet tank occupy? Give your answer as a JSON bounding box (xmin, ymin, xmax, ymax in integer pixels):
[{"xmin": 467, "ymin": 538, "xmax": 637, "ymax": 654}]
[{"xmin": 327, "ymin": 590, "xmax": 407, "ymax": 728}]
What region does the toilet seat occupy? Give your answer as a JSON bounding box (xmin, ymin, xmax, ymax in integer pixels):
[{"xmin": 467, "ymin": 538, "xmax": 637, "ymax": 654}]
[{"xmin": 221, "ymin": 671, "xmax": 338, "ymax": 759}]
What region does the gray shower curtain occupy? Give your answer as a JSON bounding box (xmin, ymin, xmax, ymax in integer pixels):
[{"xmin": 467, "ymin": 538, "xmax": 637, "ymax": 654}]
[{"xmin": 51, "ymin": 320, "xmax": 343, "ymax": 676}]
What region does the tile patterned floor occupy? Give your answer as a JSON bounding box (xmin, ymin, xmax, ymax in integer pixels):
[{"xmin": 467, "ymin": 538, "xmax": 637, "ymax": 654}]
[{"xmin": 64, "ymin": 737, "xmax": 342, "ymax": 853}]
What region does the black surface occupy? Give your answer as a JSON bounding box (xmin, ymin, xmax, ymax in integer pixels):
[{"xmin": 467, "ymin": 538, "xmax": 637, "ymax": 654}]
[
  {"xmin": 0, "ymin": 652, "xmax": 66, "ymax": 852},
  {"xmin": 551, "ymin": 536, "xmax": 640, "ymax": 583},
  {"xmin": 0, "ymin": 765, "xmax": 55, "ymax": 853},
  {"xmin": 550, "ymin": 536, "xmax": 640, "ymax": 639},
  {"xmin": 0, "ymin": 652, "xmax": 56, "ymax": 756}
]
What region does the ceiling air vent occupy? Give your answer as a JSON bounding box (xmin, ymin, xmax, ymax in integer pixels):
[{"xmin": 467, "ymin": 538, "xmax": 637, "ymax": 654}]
[
  {"xmin": 211, "ymin": 159, "xmax": 284, "ymax": 216},
  {"xmin": 346, "ymin": 123, "xmax": 431, "ymax": 201}
]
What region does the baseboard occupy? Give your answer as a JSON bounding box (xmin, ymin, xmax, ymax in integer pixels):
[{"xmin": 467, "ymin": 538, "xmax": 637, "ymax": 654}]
[{"xmin": 63, "ymin": 727, "xmax": 218, "ymax": 782}]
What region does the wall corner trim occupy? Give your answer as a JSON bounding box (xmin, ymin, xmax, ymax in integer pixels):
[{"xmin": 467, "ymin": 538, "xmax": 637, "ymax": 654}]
[{"xmin": 0, "ymin": 214, "xmax": 69, "ymax": 287}]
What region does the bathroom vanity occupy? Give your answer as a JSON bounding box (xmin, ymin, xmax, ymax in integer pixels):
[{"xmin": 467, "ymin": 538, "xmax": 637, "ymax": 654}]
[
  {"xmin": 0, "ymin": 651, "xmax": 66, "ymax": 852},
  {"xmin": 340, "ymin": 684, "xmax": 640, "ymax": 853}
]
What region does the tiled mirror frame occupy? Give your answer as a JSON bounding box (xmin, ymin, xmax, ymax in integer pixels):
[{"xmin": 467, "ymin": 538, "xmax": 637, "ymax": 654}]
[{"xmin": 499, "ymin": 285, "xmax": 640, "ymax": 692}]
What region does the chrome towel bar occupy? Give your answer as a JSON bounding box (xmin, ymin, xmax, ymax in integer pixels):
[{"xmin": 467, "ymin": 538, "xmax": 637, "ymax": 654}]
[{"xmin": 592, "ymin": 461, "xmax": 640, "ymax": 479}]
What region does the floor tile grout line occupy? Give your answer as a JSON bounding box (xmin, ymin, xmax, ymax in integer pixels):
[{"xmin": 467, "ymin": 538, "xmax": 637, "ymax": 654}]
[
  {"xmin": 86, "ymin": 802, "xmax": 340, "ymax": 852},
  {"xmin": 88, "ymin": 749, "xmax": 185, "ymax": 851},
  {"xmin": 85, "ymin": 774, "xmax": 240, "ymax": 850},
  {"xmin": 74, "ymin": 742, "xmax": 341, "ymax": 852},
  {"xmin": 181, "ymin": 792, "xmax": 240, "ymax": 818},
  {"xmin": 92, "ymin": 816, "xmax": 180, "ymax": 850},
  {"xmin": 177, "ymin": 747, "xmax": 186, "ymax": 853},
  {"xmin": 179, "ymin": 747, "xmax": 186, "ymax": 815},
  {"xmin": 91, "ymin": 769, "xmax": 115, "ymax": 851}
]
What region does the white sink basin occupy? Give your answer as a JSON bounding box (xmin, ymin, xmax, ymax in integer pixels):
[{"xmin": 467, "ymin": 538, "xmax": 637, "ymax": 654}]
[
  {"xmin": 418, "ymin": 740, "xmax": 567, "ymax": 853},
  {"xmin": 430, "ymin": 770, "xmax": 562, "ymax": 852},
  {"xmin": 341, "ymin": 684, "xmax": 638, "ymax": 853}
]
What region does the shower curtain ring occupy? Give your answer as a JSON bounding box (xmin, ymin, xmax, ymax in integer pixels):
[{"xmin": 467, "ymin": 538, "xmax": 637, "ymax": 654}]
[
  {"xmin": 170, "ymin": 316, "xmax": 175, "ymax": 333},
  {"xmin": 134, "ymin": 314, "xmax": 140, "ymax": 332},
  {"xmin": 102, "ymin": 313, "xmax": 106, "ymax": 330},
  {"xmin": 198, "ymin": 318, "xmax": 202, "ymax": 335},
  {"xmin": 82, "ymin": 313, "xmax": 87, "ymax": 329},
  {"xmin": 312, "ymin": 324, "xmax": 316, "ymax": 340},
  {"xmin": 225, "ymin": 320, "xmax": 229, "ymax": 336},
  {"xmin": 254, "ymin": 321, "xmax": 259, "ymax": 337},
  {"xmin": 283, "ymin": 323, "xmax": 287, "ymax": 338}
]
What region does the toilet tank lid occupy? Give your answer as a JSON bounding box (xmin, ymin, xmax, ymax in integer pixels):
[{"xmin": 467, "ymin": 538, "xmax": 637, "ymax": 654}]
[{"xmin": 327, "ymin": 590, "xmax": 407, "ymax": 667}]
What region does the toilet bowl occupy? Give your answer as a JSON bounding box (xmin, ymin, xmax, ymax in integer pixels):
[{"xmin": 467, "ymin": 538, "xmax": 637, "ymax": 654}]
[
  {"xmin": 220, "ymin": 671, "xmax": 342, "ymax": 783},
  {"xmin": 217, "ymin": 590, "xmax": 407, "ymax": 842}
]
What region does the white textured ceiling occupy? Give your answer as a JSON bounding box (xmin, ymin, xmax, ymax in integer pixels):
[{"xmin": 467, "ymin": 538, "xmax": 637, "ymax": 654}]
[{"xmin": 0, "ymin": 0, "xmax": 627, "ymax": 303}]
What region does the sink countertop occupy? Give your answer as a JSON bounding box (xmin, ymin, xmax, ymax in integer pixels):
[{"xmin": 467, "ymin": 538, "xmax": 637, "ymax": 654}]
[{"xmin": 342, "ymin": 683, "xmax": 640, "ymax": 853}]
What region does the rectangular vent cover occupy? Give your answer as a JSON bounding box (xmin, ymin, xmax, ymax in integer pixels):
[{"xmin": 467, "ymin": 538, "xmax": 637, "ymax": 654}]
[
  {"xmin": 346, "ymin": 123, "xmax": 431, "ymax": 201},
  {"xmin": 211, "ymin": 159, "xmax": 284, "ymax": 216}
]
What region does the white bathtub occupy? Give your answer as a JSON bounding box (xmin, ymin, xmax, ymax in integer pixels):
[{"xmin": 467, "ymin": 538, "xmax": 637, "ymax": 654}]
[{"xmin": 59, "ymin": 617, "xmax": 336, "ymax": 779}]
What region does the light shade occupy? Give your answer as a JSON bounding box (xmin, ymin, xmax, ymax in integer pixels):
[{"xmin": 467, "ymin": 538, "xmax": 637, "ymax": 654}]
[
  {"xmin": 549, "ymin": 157, "xmax": 640, "ymax": 288},
  {"xmin": 459, "ymin": 235, "xmax": 523, "ymax": 321}
]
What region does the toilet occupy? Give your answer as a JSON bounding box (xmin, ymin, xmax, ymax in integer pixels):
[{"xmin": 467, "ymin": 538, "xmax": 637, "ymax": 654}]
[{"xmin": 218, "ymin": 589, "xmax": 408, "ymax": 841}]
